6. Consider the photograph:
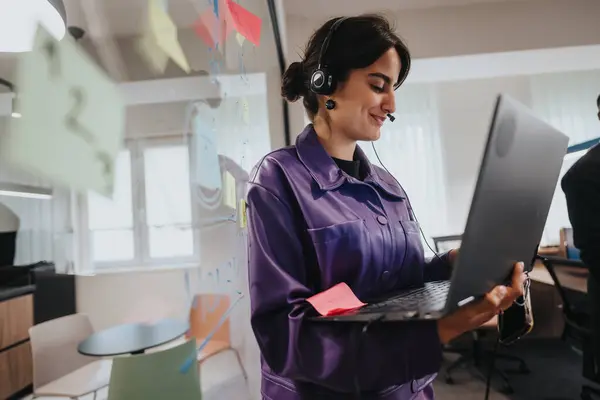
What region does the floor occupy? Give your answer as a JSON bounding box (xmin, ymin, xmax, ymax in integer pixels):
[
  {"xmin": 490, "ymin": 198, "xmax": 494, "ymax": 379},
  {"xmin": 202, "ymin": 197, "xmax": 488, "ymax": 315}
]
[{"xmin": 20, "ymin": 338, "xmax": 593, "ymax": 400}]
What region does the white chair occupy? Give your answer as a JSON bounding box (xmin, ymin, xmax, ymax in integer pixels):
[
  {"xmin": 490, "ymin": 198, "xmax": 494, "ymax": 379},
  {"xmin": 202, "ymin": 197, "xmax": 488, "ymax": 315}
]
[{"xmin": 28, "ymin": 313, "xmax": 112, "ymax": 399}]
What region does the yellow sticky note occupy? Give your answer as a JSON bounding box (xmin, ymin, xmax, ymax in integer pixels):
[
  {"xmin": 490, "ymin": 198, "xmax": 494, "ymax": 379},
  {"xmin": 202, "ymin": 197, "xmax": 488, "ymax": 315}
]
[
  {"xmin": 235, "ymin": 32, "xmax": 245, "ymax": 47},
  {"xmin": 148, "ymin": 0, "xmax": 190, "ymax": 73},
  {"xmin": 222, "ymin": 171, "xmax": 237, "ymax": 209},
  {"xmin": 4, "ymin": 25, "xmax": 124, "ymax": 197},
  {"xmin": 241, "ymin": 98, "xmax": 249, "ymax": 124},
  {"xmin": 136, "ymin": 26, "xmax": 169, "ymax": 75},
  {"xmin": 238, "ymin": 199, "xmax": 247, "ymax": 228}
]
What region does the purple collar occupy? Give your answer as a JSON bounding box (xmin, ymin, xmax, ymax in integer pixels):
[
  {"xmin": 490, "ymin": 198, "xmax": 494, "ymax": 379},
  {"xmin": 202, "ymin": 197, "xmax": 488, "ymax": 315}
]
[{"xmin": 295, "ymin": 124, "xmax": 405, "ymax": 199}]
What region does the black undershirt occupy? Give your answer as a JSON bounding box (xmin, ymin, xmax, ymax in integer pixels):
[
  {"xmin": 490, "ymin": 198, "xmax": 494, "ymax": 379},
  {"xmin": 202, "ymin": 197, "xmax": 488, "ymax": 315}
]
[{"xmin": 332, "ymin": 157, "xmax": 361, "ymax": 180}]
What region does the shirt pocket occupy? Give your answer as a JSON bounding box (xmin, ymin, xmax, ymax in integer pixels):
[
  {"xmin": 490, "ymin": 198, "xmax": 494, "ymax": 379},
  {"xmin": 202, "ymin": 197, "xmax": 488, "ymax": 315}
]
[
  {"xmin": 397, "ymin": 221, "xmax": 426, "ymax": 287},
  {"xmin": 307, "ymin": 219, "xmax": 371, "ymax": 290}
]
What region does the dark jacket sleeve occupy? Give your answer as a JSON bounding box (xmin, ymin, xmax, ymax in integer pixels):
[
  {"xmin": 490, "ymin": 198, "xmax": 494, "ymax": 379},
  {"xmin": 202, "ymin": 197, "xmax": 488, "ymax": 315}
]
[
  {"xmin": 561, "ymin": 144, "xmax": 600, "ymax": 275},
  {"xmin": 246, "ymin": 182, "xmax": 443, "ymax": 393}
]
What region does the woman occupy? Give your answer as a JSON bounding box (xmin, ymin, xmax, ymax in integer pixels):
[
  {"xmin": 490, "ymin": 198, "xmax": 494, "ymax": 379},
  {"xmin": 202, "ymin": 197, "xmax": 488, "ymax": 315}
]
[{"xmin": 246, "ymin": 14, "xmax": 525, "ymax": 399}]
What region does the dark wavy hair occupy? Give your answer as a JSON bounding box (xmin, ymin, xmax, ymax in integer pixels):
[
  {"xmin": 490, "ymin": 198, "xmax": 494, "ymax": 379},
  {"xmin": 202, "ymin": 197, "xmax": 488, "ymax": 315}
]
[{"xmin": 281, "ymin": 14, "xmax": 411, "ymax": 121}]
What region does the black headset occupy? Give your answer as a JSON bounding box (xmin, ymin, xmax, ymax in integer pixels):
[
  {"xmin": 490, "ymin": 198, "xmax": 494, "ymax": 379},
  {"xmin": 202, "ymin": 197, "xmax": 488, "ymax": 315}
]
[{"xmin": 309, "ymin": 17, "xmax": 348, "ymax": 96}]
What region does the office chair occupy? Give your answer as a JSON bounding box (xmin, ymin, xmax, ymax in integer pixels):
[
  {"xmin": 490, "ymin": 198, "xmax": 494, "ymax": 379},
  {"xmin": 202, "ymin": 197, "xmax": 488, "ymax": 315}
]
[
  {"xmin": 444, "ymin": 315, "xmax": 530, "ymax": 394},
  {"xmin": 439, "ymin": 234, "xmax": 529, "ymax": 393},
  {"xmin": 538, "ymin": 255, "xmax": 600, "ymax": 400}
]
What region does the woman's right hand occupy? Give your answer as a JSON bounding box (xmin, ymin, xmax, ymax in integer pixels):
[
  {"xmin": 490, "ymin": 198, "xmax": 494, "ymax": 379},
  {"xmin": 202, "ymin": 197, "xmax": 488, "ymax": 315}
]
[{"xmin": 437, "ymin": 261, "xmax": 527, "ymax": 344}]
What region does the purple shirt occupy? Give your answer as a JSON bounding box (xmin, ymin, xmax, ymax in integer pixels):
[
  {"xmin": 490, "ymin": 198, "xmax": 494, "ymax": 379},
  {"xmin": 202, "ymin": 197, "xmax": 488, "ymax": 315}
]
[{"xmin": 246, "ymin": 125, "xmax": 452, "ymax": 399}]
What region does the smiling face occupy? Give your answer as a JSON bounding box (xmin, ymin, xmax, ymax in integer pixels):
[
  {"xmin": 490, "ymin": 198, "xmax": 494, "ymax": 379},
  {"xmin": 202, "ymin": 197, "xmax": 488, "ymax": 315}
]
[{"xmin": 326, "ymin": 47, "xmax": 401, "ymax": 142}]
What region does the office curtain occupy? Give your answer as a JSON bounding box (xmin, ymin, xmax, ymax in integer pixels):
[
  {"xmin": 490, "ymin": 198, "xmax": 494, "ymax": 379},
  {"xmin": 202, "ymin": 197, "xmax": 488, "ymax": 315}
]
[
  {"xmin": 359, "ymin": 83, "xmax": 448, "ymax": 254},
  {"xmin": 0, "ymin": 163, "xmax": 56, "ymax": 266},
  {"xmin": 530, "ymin": 70, "xmax": 600, "ymax": 246}
]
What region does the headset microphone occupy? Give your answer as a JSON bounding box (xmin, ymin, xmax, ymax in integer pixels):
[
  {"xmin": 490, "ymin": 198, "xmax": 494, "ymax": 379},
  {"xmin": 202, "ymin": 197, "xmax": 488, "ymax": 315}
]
[{"xmin": 387, "ymin": 113, "xmax": 395, "ymax": 122}]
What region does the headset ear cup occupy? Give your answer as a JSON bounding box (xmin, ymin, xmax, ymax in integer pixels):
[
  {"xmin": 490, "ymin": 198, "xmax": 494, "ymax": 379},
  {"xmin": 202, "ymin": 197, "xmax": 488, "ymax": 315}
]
[{"xmin": 310, "ymin": 67, "xmax": 335, "ymax": 95}]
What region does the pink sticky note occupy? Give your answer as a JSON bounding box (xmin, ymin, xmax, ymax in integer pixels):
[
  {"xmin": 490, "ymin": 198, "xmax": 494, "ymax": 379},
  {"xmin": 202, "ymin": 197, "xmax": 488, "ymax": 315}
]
[
  {"xmin": 194, "ymin": 10, "xmax": 219, "ymax": 48},
  {"xmin": 307, "ymin": 283, "xmax": 366, "ymax": 316},
  {"xmin": 193, "ymin": 7, "xmax": 234, "ymax": 49},
  {"xmin": 226, "ymin": 0, "xmax": 262, "ymax": 46}
]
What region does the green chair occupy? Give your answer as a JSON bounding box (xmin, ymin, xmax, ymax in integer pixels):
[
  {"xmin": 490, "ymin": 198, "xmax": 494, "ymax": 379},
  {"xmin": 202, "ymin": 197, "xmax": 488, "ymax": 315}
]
[{"xmin": 107, "ymin": 339, "xmax": 202, "ymax": 400}]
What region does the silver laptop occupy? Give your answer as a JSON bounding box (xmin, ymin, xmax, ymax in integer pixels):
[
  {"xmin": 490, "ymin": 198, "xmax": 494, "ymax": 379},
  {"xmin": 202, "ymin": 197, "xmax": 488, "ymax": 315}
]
[{"xmin": 314, "ymin": 94, "xmax": 569, "ymax": 322}]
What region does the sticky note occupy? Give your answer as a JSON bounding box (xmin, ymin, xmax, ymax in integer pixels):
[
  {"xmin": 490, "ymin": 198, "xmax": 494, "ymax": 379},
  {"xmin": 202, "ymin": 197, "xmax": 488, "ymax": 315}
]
[
  {"xmin": 226, "ymin": 0, "xmax": 262, "ymax": 46},
  {"xmin": 222, "ymin": 171, "xmax": 237, "ymax": 209},
  {"xmin": 238, "ymin": 199, "xmax": 247, "ymax": 228},
  {"xmin": 4, "ymin": 25, "xmax": 124, "ymax": 197},
  {"xmin": 194, "ymin": 10, "xmax": 219, "ymax": 49},
  {"xmin": 193, "ymin": 1, "xmax": 234, "ymax": 50},
  {"xmin": 180, "ymin": 293, "xmax": 243, "ymax": 374},
  {"xmin": 136, "ymin": 25, "xmax": 169, "ymax": 75},
  {"xmin": 191, "ymin": 109, "xmax": 221, "ymax": 190},
  {"xmin": 148, "ymin": 0, "xmax": 190, "ymax": 73},
  {"xmin": 307, "ymin": 283, "xmax": 366, "ymax": 316}
]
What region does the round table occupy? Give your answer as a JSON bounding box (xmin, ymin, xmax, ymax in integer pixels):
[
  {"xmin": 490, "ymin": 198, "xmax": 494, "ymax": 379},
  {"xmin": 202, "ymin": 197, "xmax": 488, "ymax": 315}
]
[{"xmin": 78, "ymin": 318, "xmax": 189, "ymax": 356}]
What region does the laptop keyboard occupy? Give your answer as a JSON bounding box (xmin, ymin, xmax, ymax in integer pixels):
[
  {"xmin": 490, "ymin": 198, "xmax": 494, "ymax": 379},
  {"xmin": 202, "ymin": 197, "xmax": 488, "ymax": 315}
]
[{"xmin": 363, "ymin": 281, "xmax": 451, "ymax": 312}]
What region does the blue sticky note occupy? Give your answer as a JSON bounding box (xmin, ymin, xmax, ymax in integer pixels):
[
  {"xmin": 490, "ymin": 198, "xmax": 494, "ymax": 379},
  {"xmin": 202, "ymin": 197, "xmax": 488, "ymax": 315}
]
[{"xmin": 212, "ymin": 0, "xmax": 219, "ymax": 17}]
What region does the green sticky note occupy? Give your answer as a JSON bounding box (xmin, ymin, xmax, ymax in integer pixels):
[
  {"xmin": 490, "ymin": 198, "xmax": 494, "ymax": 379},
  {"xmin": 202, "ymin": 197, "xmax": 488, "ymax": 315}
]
[
  {"xmin": 239, "ymin": 199, "xmax": 247, "ymax": 228},
  {"xmin": 148, "ymin": 0, "xmax": 190, "ymax": 73},
  {"xmin": 3, "ymin": 25, "xmax": 125, "ymax": 197},
  {"xmin": 222, "ymin": 171, "xmax": 237, "ymax": 209}
]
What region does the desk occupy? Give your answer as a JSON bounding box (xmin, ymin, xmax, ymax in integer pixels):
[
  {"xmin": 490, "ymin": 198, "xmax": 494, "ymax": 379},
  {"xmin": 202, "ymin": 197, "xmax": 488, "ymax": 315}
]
[
  {"xmin": 78, "ymin": 319, "xmax": 189, "ymax": 357},
  {"xmin": 529, "ymin": 261, "xmax": 588, "ymax": 293},
  {"xmin": 0, "ymin": 288, "xmax": 34, "ymax": 399}
]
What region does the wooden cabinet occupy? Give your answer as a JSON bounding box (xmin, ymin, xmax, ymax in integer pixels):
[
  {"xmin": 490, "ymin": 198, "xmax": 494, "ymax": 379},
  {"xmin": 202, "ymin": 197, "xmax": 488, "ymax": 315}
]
[
  {"xmin": 0, "ymin": 293, "xmax": 34, "ymax": 399},
  {"xmin": 0, "ymin": 294, "xmax": 33, "ymax": 349},
  {"xmin": 0, "ymin": 342, "xmax": 33, "ymax": 399}
]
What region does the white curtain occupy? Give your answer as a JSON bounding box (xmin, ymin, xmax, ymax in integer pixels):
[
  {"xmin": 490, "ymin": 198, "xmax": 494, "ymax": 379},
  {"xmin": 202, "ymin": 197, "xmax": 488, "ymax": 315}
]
[
  {"xmin": 359, "ymin": 83, "xmax": 448, "ymax": 254},
  {"xmin": 530, "ymin": 69, "xmax": 600, "ymax": 246},
  {"xmin": 0, "ymin": 163, "xmax": 55, "ymax": 265}
]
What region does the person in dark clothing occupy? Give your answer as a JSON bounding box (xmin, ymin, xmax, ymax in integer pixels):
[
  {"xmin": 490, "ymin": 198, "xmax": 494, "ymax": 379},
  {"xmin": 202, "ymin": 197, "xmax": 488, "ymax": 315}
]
[{"xmin": 561, "ymin": 94, "xmax": 600, "ymax": 379}]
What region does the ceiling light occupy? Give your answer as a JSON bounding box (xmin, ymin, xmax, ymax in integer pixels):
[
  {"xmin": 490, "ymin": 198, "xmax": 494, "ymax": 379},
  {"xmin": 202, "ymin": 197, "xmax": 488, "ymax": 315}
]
[
  {"xmin": 0, "ymin": 183, "xmax": 53, "ymax": 200},
  {"xmin": 0, "ymin": 0, "xmax": 67, "ymax": 53},
  {"xmin": 11, "ymin": 96, "xmax": 21, "ymax": 118}
]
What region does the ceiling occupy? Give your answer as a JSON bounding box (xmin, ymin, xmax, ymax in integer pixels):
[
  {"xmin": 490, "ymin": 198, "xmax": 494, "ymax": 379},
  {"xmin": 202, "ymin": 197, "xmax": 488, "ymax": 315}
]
[
  {"xmin": 282, "ymin": 0, "xmax": 540, "ymax": 18},
  {"xmin": 0, "ymin": 0, "xmax": 276, "ymax": 83},
  {"xmin": 65, "ymin": 0, "xmax": 543, "ymax": 38}
]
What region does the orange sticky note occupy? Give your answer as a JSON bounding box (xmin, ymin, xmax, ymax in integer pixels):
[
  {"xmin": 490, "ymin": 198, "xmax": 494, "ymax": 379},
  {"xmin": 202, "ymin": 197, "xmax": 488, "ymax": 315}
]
[
  {"xmin": 226, "ymin": 0, "xmax": 262, "ymax": 46},
  {"xmin": 307, "ymin": 283, "xmax": 366, "ymax": 316}
]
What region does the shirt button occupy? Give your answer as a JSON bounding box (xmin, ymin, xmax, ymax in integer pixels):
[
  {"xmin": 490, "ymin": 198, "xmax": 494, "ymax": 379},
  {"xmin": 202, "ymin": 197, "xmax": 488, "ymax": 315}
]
[{"xmin": 377, "ymin": 215, "xmax": 388, "ymax": 225}]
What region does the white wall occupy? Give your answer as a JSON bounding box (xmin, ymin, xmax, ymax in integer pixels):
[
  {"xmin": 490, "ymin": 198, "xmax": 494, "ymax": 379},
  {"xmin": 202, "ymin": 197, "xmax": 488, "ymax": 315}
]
[
  {"xmin": 435, "ymin": 76, "xmax": 533, "ymax": 234},
  {"xmin": 282, "ymin": 0, "xmax": 600, "ymax": 139},
  {"xmin": 284, "ymin": 0, "xmax": 600, "ymax": 60}
]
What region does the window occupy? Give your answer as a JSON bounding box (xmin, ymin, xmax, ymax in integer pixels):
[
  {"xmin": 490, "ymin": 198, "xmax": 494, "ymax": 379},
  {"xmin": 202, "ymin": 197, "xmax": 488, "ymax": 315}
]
[
  {"xmin": 361, "ymin": 84, "xmax": 448, "ymax": 253},
  {"xmin": 87, "ymin": 151, "xmax": 134, "ymax": 262},
  {"xmin": 530, "ymin": 70, "xmax": 600, "ymax": 246},
  {"xmin": 84, "ymin": 138, "xmax": 198, "ymax": 269},
  {"xmin": 143, "ymin": 144, "xmax": 194, "ymax": 259}
]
